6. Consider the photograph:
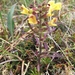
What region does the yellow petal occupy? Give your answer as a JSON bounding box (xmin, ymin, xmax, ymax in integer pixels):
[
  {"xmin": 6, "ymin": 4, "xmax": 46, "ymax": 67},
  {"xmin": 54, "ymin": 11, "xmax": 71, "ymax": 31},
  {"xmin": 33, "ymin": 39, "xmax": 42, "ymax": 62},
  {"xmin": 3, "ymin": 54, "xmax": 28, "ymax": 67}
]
[
  {"xmin": 47, "ymin": 1, "xmax": 62, "ymax": 13},
  {"xmin": 29, "ymin": 9, "xmax": 33, "ymax": 14},
  {"xmin": 48, "ymin": 22, "xmax": 57, "ymax": 26},
  {"xmin": 49, "ymin": 5, "xmax": 55, "ymax": 12},
  {"xmin": 28, "ymin": 14, "xmax": 37, "ymax": 24},
  {"xmin": 47, "ymin": 5, "xmax": 54, "ymax": 17},
  {"xmin": 48, "ymin": 18, "xmax": 57, "ymax": 26},
  {"xmin": 46, "ymin": 12, "xmax": 54, "ymax": 17},
  {"xmin": 21, "ymin": 4, "xmax": 29, "ymax": 15},
  {"xmin": 52, "ymin": 18, "xmax": 57, "ymax": 22},
  {"xmin": 54, "ymin": 2, "xmax": 62, "ymax": 10},
  {"xmin": 48, "ymin": 1, "xmax": 55, "ymax": 6}
]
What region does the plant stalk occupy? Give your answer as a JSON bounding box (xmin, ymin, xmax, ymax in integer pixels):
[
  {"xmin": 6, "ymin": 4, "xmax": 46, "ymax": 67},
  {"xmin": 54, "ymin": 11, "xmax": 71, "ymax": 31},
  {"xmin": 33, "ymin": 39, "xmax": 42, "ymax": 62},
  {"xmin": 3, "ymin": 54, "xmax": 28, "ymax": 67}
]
[{"xmin": 37, "ymin": 11, "xmax": 42, "ymax": 75}]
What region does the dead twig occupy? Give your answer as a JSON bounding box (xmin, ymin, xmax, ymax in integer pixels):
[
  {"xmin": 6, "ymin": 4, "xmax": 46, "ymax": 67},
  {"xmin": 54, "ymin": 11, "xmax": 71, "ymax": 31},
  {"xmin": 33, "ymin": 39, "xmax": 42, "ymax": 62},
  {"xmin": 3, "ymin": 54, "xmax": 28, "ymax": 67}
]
[
  {"xmin": 0, "ymin": 59, "xmax": 19, "ymax": 65},
  {"xmin": 21, "ymin": 61, "xmax": 24, "ymax": 75},
  {"xmin": 24, "ymin": 61, "xmax": 30, "ymax": 75}
]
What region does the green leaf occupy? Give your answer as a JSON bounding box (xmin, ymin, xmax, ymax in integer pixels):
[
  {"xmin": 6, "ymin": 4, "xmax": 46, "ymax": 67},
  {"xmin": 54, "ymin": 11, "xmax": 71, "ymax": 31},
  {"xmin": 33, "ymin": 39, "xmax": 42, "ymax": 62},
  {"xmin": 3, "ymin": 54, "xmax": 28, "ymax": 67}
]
[{"xmin": 7, "ymin": 4, "xmax": 16, "ymax": 39}]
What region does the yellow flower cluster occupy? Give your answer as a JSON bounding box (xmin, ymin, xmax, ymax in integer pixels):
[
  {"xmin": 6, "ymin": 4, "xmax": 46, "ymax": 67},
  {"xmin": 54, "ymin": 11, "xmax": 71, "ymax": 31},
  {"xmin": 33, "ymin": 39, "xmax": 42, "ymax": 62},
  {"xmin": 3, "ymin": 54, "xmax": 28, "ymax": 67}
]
[
  {"xmin": 21, "ymin": 0, "xmax": 62, "ymax": 26},
  {"xmin": 47, "ymin": 1, "xmax": 62, "ymax": 26},
  {"xmin": 21, "ymin": 4, "xmax": 37, "ymax": 24},
  {"xmin": 47, "ymin": 1, "xmax": 61, "ymax": 17}
]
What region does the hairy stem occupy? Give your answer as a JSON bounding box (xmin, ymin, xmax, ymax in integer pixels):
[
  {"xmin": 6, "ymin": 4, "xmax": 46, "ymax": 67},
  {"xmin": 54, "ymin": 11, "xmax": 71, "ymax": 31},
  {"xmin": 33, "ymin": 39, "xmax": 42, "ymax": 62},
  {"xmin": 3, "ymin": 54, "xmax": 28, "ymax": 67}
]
[{"xmin": 37, "ymin": 11, "xmax": 42, "ymax": 75}]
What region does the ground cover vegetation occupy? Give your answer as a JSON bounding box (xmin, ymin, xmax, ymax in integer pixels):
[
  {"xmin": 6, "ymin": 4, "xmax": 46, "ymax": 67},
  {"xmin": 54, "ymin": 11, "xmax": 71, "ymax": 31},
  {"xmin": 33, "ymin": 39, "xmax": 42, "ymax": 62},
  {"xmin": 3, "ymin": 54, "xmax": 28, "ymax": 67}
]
[{"xmin": 0, "ymin": 0, "xmax": 75, "ymax": 75}]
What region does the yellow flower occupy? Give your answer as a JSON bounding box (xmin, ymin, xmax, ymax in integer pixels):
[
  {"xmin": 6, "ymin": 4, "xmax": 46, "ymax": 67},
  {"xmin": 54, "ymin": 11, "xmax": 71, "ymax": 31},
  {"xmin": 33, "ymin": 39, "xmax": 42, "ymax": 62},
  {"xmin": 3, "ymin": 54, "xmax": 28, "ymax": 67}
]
[
  {"xmin": 47, "ymin": 1, "xmax": 55, "ymax": 17},
  {"xmin": 21, "ymin": 5, "xmax": 37, "ymax": 25},
  {"xmin": 48, "ymin": 18, "xmax": 57, "ymax": 26},
  {"xmin": 21, "ymin": 4, "xmax": 29, "ymax": 14},
  {"xmin": 21, "ymin": 4, "xmax": 33, "ymax": 15},
  {"xmin": 48, "ymin": 1, "xmax": 55, "ymax": 6},
  {"xmin": 46, "ymin": 11, "xmax": 54, "ymax": 17},
  {"xmin": 28, "ymin": 14, "xmax": 37, "ymax": 24},
  {"xmin": 47, "ymin": 1, "xmax": 62, "ymax": 17},
  {"xmin": 54, "ymin": 2, "xmax": 62, "ymax": 10},
  {"xmin": 48, "ymin": 1, "xmax": 62, "ymax": 11}
]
